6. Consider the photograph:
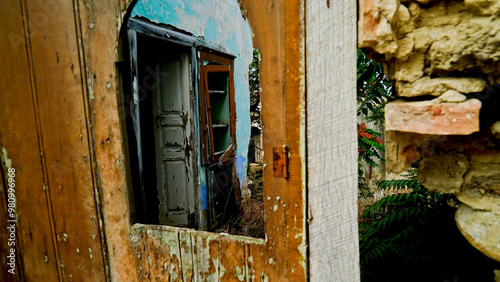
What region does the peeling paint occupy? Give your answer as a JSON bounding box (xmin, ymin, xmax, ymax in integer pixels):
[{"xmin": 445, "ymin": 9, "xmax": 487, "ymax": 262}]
[
  {"xmin": 219, "ymin": 263, "xmax": 226, "ymax": 278},
  {"xmin": 114, "ymin": 155, "xmax": 123, "ymax": 171},
  {"xmin": 130, "ymin": 233, "xmax": 139, "ymax": 244},
  {"xmin": 261, "ymin": 272, "xmax": 269, "ymax": 282},
  {"xmin": 1, "ymin": 146, "xmax": 12, "ymax": 169},
  {"xmin": 86, "ymin": 70, "xmax": 94, "ymax": 100},
  {"xmin": 235, "ymin": 265, "xmax": 245, "ymax": 281}
]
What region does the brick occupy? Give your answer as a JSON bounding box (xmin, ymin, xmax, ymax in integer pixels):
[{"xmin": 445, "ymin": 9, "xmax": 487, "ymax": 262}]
[{"xmin": 385, "ymin": 99, "xmax": 481, "ymax": 135}]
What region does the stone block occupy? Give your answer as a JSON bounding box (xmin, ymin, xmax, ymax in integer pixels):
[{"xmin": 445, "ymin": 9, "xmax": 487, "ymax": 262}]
[
  {"xmin": 358, "ymin": 0, "xmax": 380, "ymax": 47},
  {"xmin": 396, "ymin": 76, "xmax": 487, "ymax": 97},
  {"xmin": 456, "ymin": 204, "xmax": 500, "ymax": 262},
  {"xmin": 433, "ymin": 90, "xmax": 466, "ymax": 103},
  {"xmin": 394, "ymin": 52, "xmax": 424, "ymax": 82},
  {"xmin": 385, "ymin": 99, "xmax": 481, "ymax": 135},
  {"xmin": 465, "ymin": 0, "xmax": 500, "ymax": 16},
  {"xmin": 417, "ymin": 151, "xmax": 469, "ymax": 194}
]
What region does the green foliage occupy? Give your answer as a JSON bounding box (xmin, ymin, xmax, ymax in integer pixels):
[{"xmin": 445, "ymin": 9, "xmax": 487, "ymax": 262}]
[
  {"xmin": 357, "ymin": 49, "xmax": 392, "ymax": 125},
  {"xmin": 359, "ymin": 171, "xmax": 500, "ymax": 281},
  {"xmin": 357, "ymin": 49, "xmax": 390, "ymax": 194},
  {"xmin": 249, "ymin": 48, "xmax": 261, "ymax": 126}
]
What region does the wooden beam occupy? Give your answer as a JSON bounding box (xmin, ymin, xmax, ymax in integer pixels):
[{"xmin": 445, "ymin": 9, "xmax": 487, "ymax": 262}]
[
  {"xmin": 128, "ymin": 18, "xmax": 197, "ymax": 47},
  {"xmin": 76, "ymin": 0, "xmax": 141, "ymax": 280},
  {"xmin": 306, "ymin": 0, "xmax": 360, "ymax": 281}
]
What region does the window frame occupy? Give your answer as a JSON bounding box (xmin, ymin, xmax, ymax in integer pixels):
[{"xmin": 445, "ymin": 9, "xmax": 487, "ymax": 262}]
[
  {"xmin": 199, "ymin": 51, "xmax": 237, "ymax": 164},
  {"xmin": 126, "ymin": 17, "xmax": 239, "ymax": 230}
]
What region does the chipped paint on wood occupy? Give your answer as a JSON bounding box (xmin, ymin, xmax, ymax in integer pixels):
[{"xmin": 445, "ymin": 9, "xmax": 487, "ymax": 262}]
[
  {"xmin": 179, "ymin": 231, "xmax": 194, "ymax": 281},
  {"xmin": 130, "ymin": 225, "xmax": 274, "ymax": 281},
  {"xmin": 219, "ymin": 237, "xmax": 247, "ymax": 281},
  {"xmin": 192, "ymin": 232, "xmax": 220, "ymax": 281},
  {"xmin": 1, "ymin": 147, "xmax": 12, "ymax": 170},
  {"xmin": 146, "ymin": 228, "xmax": 183, "ymax": 281},
  {"xmin": 130, "ymin": 225, "xmax": 150, "ymax": 280},
  {"xmin": 0, "ymin": 0, "xmax": 111, "ymax": 280}
]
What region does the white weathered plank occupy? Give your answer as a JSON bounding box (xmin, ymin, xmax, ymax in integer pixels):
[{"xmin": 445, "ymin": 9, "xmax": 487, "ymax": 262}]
[{"xmin": 306, "ymin": 0, "xmax": 360, "ymax": 281}]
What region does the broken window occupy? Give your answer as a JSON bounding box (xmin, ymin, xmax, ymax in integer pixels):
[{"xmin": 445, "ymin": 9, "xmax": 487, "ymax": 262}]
[
  {"xmin": 124, "ymin": 18, "xmax": 238, "ymax": 231},
  {"xmin": 200, "ymin": 52, "xmax": 236, "ymax": 163}
]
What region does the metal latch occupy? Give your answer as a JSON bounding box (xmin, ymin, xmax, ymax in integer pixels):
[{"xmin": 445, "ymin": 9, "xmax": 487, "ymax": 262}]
[{"xmin": 273, "ymin": 145, "xmax": 289, "ymax": 178}]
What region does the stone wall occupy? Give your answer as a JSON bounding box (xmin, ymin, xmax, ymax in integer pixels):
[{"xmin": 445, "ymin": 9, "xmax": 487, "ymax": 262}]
[{"xmin": 359, "ymin": 0, "xmax": 500, "ymax": 262}]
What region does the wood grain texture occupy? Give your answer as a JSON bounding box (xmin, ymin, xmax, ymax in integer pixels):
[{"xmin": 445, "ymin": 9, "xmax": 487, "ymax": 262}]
[
  {"xmin": 306, "ymin": 0, "xmax": 360, "ymax": 281},
  {"xmin": 191, "ymin": 231, "xmax": 220, "ymax": 281},
  {"xmin": 146, "ymin": 227, "xmax": 183, "ymax": 281},
  {"xmin": 1, "ymin": 1, "xmax": 62, "ymax": 280},
  {"xmin": 76, "ymin": 0, "xmax": 141, "ymax": 280},
  {"xmin": 179, "ymin": 231, "xmax": 195, "ymax": 281},
  {"xmin": 219, "ymin": 236, "xmax": 246, "ymax": 281},
  {"xmin": 22, "ymin": 0, "xmax": 107, "ymax": 279},
  {"xmin": 245, "ymin": 243, "xmax": 267, "ymax": 282},
  {"xmin": 130, "ymin": 225, "xmax": 150, "ymax": 280},
  {"xmin": 0, "ymin": 167, "xmax": 22, "ymax": 282},
  {"xmin": 241, "ymin": 0, "xmax": 308, "ymax": 280},
  {"xmin": 283, "ymin": 0, "xmax": 308, "ymax": 279}
]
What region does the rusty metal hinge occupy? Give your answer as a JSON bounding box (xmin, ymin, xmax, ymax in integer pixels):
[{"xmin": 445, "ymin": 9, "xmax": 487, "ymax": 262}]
[{"xmin": 273, "ymin": 145, "xmax": 289, "ymax": 178}]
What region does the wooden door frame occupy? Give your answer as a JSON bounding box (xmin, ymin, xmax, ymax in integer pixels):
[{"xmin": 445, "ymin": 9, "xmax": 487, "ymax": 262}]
[{"xmin": 79, "ymin": 0, "xmax": 358, "ymax": 280}]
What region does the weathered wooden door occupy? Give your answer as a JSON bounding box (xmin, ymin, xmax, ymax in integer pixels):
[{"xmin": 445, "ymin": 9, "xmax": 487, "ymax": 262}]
[
  {"xmin": 152, "ymin": 54, "xmax": 196, "ymax": 227},
  {"xmin": 0, "ymin": 0, "xmax": 360, "ymax": 281}
]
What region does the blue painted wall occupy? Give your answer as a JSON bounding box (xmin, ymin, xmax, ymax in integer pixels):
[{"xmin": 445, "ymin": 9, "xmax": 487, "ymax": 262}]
[{"xmin": 131, "ymin": 0, "xmax": 252, "ymax": 193}]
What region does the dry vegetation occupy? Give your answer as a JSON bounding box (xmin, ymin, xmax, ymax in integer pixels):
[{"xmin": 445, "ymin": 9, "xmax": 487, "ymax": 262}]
[{"xmin": 216, "ymin": 163, "xmax": 265, "ymax": 238}]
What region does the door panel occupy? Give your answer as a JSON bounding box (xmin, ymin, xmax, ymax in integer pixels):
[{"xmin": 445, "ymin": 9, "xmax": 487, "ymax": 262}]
[{"xmin": 154, "ymin": 54, "xmax": 196, "ymax": 227}]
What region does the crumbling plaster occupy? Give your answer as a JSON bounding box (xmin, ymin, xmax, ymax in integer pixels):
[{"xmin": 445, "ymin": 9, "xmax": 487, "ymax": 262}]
[{"xmin": 359, "ymin": 0, "xmax": 500, "ymax": 262}]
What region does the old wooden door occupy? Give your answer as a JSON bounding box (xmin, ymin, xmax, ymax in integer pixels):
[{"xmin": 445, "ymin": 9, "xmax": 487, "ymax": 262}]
[{"xmin": 152, "ymin": 53, "xmax": 196, "ymax": 227}]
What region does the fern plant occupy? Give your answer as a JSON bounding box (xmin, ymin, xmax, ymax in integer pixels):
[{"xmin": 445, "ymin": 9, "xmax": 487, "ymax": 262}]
[
  {"xmin": 357, "ymin": 49, "xmax": 392, "ymax": 125},
  {"xmin": 357, "ymin": 49, "xmax": 390, "ymax": 196},
  {"xmin": 359, "ymin": 170, "xmax": 477, "ymax": 281}
]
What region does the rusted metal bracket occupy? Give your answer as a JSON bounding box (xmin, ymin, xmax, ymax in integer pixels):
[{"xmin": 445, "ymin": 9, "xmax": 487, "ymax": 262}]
[{"xmin": 273, "ymin": 145, "xmax": 289, "ymax": 178}]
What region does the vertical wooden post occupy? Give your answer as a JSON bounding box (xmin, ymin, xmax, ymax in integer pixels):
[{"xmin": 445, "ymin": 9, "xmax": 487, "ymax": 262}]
[{"xmin": 306, "ymin": 0, "xmax": 360, "ymax": 280}]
